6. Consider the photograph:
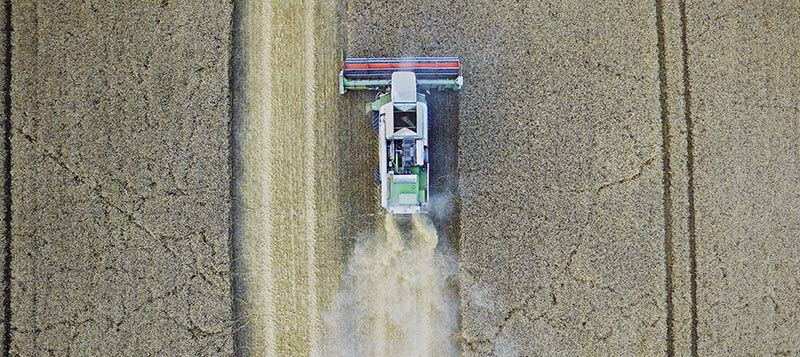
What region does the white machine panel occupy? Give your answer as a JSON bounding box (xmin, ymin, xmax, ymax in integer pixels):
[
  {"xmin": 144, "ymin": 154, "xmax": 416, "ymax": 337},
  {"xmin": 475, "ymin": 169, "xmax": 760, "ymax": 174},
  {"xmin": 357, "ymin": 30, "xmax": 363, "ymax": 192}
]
[{"xmin": 416, "ymin": 140, "xmax": 424, "ymax": 166}]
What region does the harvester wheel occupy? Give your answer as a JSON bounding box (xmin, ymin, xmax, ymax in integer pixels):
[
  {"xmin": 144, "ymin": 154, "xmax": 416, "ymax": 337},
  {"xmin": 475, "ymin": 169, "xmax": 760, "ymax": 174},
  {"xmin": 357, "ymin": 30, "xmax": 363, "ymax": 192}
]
[{"xmin": 372, "ymin": 111, "xmax": 379, "ymax": 133}]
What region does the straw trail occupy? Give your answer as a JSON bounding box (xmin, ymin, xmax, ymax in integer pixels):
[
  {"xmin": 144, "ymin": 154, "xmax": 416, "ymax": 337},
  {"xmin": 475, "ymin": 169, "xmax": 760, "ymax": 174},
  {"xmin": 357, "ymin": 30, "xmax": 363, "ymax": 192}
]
[{"xmin": 321, "ymin": 214, "xmax": 459, "ymax": 356}]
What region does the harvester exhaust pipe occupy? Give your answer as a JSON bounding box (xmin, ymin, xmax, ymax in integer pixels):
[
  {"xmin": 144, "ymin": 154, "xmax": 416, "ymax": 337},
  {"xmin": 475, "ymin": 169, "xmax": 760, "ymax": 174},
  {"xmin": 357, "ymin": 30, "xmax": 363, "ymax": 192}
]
[{"xmin": 339, "ymin": 57, "xmax": 463, "ymax": 94}]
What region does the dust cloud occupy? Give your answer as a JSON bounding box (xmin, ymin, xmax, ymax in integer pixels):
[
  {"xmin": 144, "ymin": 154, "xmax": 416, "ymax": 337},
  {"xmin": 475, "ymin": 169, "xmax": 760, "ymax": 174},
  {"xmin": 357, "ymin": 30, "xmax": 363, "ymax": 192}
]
[{"xmin": 319, "ymin": 214, "xmax": 460, "ymax": 356}]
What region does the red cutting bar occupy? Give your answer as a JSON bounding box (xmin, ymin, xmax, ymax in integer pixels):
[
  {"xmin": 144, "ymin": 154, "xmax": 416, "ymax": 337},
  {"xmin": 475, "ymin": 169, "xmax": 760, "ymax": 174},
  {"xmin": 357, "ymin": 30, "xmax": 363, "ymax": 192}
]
[{"xmin": 344, "ymin": 62, "xmax": 460, "ymax": 70}]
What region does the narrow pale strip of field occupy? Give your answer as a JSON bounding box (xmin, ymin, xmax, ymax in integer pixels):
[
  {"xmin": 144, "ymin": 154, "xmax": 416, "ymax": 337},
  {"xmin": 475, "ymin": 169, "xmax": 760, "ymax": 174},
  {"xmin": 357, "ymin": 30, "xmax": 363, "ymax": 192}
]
[{"xmin": 234, "ymin": 0, "xmax": 343, "ymax": 355}]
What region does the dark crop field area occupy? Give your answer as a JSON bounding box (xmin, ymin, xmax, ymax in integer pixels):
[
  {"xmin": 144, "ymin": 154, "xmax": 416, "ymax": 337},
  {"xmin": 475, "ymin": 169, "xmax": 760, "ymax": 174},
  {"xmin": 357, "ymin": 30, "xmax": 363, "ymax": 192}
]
[{"xmin": 1, "ymin": 0, "xmax": 797, "ymax": 355}]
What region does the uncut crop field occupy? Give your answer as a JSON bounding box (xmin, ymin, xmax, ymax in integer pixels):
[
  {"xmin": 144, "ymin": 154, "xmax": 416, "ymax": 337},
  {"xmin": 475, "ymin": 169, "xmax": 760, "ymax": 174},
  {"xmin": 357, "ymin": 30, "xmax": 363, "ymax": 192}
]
[{"xmin": 4, "ymin": 0, "xmax": 797, "ymax": 355}]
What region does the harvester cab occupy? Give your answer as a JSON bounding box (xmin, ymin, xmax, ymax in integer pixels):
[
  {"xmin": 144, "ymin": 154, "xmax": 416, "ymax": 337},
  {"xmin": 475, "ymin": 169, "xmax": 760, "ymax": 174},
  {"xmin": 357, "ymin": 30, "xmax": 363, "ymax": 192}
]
[{"xmin": 339, "ymin": 57, "xmax": 463, "ymax": 215}]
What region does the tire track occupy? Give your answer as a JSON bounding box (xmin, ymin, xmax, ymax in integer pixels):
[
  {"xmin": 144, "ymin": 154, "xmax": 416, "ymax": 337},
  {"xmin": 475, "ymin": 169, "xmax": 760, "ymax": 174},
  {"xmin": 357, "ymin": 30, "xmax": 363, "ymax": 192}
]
[{"xmin": 303, "ymin": 0, "xmax": 319, "ymax": 353}]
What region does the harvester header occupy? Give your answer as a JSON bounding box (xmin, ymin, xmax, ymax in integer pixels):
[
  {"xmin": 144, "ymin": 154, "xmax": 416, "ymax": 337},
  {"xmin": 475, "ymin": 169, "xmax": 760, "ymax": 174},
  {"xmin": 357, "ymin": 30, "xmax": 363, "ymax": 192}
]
[{"xmin": 339, "ymin": 57, "xmax": 463, "ymax": 94}]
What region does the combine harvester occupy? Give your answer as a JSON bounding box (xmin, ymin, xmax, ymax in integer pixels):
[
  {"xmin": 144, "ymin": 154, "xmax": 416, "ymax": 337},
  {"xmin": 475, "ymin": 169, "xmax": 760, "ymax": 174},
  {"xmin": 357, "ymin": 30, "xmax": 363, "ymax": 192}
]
[{"xmin": 340, "ymin": 57, "xmax": 463, "ymax": 215}]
